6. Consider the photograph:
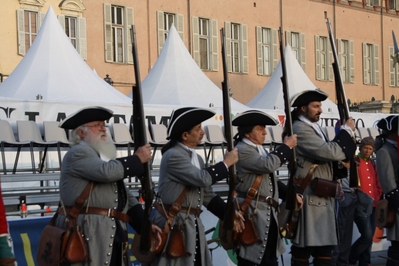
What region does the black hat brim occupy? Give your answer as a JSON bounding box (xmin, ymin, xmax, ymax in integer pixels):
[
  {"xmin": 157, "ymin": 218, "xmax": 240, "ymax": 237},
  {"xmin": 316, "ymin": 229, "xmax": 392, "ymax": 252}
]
[
  {"xmin": 167, "ymin": 108, "xmax": 215, "ymax": 139},
  {"xmin": 377, "ymin": 115, "xmax": 399, "ymax": 132},
  {"xmin": 232, "ymin": 110, "xmax": 278, "ymax": 127},
  {"xmin": 291, "ymin": 89, "xmax": 329, "ymax": 107},
  {"xmin": 59, "ymin": 106, "xmax": 113, "ymax": 129}
]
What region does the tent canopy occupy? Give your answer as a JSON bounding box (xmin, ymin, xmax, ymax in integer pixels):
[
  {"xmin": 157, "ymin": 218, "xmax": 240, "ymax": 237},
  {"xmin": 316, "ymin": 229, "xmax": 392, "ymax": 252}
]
[
  {"xmin": 131, "ymin": 24, "xmax": 248, "ymax": 110},
  {"xmin": 0, "ymin": 6, "xmax": 131, "ymax": 105},
  {"xmin": 247, "ymin": 45, "xmax": 337, "ymax": 113}
]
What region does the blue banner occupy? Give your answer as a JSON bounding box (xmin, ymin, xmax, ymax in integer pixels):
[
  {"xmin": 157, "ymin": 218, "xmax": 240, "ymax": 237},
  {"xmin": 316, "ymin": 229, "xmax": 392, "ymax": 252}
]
[{"xmin": 9, "ymin": 216, "xmax": 141, "ymax": 266}]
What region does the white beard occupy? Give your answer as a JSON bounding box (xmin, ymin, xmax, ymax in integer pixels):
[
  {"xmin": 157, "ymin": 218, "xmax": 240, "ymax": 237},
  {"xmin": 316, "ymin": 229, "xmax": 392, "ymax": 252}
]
[{"xmin": 84, "ymin": 130, "xmax": 117, "ymax": 161}]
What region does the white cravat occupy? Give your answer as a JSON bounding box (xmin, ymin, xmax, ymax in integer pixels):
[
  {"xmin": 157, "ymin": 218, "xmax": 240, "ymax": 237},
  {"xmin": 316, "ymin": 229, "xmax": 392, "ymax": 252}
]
[
  {"xmin": 243, "ymin": 138, "xmax": 267, "ymax": 157},
  {"xmin": 188, "ymin": 147, "xmax": 201, "ymax": 169},
  {"xmin": 298, "ymin": 115, "xmax": 326, "ymax": 140}
]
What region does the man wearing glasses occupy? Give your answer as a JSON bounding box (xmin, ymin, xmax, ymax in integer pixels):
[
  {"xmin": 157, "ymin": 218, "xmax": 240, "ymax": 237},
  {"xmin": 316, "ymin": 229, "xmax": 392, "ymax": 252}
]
[{"xmin": 54, "ymin": 106, "xmax": 161, "ymax": 266}]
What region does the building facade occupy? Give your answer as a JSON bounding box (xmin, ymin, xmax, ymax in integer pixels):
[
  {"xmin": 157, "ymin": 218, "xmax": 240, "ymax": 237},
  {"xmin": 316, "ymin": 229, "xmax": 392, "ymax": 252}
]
[{"xmin": 1, "ymin": 0, "xmax": 399, "ymax": 106}]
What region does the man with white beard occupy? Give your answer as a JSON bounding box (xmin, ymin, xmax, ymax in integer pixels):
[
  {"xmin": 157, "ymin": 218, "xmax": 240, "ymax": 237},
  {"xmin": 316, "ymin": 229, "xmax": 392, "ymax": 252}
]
[{"xmin": 54, "ymin": 106, "xmax": 161, "ymax": 266}]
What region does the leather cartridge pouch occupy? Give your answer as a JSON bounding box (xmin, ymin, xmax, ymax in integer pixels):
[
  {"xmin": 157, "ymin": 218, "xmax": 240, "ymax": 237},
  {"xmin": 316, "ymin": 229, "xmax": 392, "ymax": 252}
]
[
  {"xmin": 166, "ymin": 224, "xmax": 188, "ymax": 258},
  {"xmin": 63, "ymin": 225, "xmax": 88, "ymax": 264},
  {"xmin": 239, "ymin": 215, "xmax": 261, "ymax": 246},
  {"xmin": 376, "ymin": 199, "xmax": 396, "ymax": 229},
  {"xmin": 311, "ymin": 177, "xmax": 337, "ymax": 198}
]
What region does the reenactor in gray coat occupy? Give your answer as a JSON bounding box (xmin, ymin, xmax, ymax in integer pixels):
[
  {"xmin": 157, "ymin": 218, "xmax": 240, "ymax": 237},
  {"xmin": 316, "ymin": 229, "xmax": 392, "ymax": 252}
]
[
  {"xmin": 55, "ymin": 106, "xmax": 161, "ymax": 266},
  {"xmin": 290, "ymin": 90, "xmax": 357, "ymax": 266},
  {"xmin": 375, "ymin": 115, "xmax": 399, "ymax": 265},
  {"xmin": 232, "ymin": 110, "xmax": 298, "ymax": 266},
  {"xmin": 150, "ymin": 107, "xmax": 242, "ymax": 266}
]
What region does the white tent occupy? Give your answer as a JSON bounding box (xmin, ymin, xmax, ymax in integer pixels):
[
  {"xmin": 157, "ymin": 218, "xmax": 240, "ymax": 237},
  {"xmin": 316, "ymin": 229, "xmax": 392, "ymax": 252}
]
[
  {"xmin": 0, "ymin": 6, "xmax": 131, "ymax": 106},
  {"xmin": 130, "ymin": 24, "xmax": 248, "ymax": 110},
  {"xmin": 247, "ymin": 45, "xmax": 337, "ymax": 113}
]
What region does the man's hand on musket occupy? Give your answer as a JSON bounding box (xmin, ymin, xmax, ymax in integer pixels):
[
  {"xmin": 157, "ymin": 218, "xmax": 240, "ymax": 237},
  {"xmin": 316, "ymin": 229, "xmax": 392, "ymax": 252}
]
[
  {"xmin": 135, "ymin": 144, "xmax": 152, "ymax": 163},
  {"xmin": 296, "ymin": 194, "xmax": 304, "ymax": 210},
  {"xmin": 151, "ymin": 223, "xmax": 163, "ymax": 250},
  {"xmin": 233, "ymin": 210, "xmax": 245, "ymax": 233}
]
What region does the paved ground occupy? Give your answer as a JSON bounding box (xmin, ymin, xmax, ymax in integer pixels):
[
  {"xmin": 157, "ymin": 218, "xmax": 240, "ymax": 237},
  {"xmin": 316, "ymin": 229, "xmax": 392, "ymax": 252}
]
[{"xmin": 371, "ymin": 250, "xmax": 388, "ymax": 265}]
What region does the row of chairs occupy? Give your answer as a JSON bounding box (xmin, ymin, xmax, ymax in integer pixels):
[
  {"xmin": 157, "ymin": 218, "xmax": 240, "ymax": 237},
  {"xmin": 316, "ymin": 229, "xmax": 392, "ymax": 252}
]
[{"xmin": 322, "ymin": 126, "xmax": 381, "ymax": 142}]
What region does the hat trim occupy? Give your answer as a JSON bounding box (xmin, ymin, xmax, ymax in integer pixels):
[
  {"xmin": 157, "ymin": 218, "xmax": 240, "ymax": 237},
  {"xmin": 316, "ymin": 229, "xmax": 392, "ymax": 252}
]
[{"xmin": 167, "ymin": 108, "xmax": 212, "ymax": 138}]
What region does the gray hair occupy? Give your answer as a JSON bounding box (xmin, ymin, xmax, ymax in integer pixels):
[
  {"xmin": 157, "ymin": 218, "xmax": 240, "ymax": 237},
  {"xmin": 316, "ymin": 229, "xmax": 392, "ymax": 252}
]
[{"xmin": 70, "ymin": 126, "xmax": 87, "ymax": 146}]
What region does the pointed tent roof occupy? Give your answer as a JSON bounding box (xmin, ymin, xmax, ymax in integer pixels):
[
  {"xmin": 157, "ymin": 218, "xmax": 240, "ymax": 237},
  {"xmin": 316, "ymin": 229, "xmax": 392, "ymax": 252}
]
[
  {"xmin": 0, "ymin": 6, "xmax": 131, "ymax": 105},
  {"xmin": 131, "ymin": 24, "xmax": 248, "ymax": 110},
  {"xmin": 247, "ymin": 45, "xmax": 337, "ymax": 113}
]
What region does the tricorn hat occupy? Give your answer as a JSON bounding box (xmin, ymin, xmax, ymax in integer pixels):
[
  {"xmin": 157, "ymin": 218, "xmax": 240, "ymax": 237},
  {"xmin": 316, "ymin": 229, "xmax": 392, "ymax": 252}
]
[
  {"xmin": 377, "ymin": 115, "xmax": 399, "ymax": 132},
  {"xmin": 232, "ymin": 110, "xmax": 278, "ymax": 127},
  {"xmin": 167, "ymin": 107, "xmax": 215, "ymax": 139},
  {"xmin": 59, "ymin": 106, "xmax": 113, "ymax": 129},
  {"xmin": 290, "ymin": 89, "xmax": 329, "ymax": 107}
]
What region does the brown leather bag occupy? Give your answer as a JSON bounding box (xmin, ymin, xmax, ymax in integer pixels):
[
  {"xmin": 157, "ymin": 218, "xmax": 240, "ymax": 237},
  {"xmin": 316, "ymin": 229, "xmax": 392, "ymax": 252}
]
[
  {"xmin": 311, "ymin": 177, "xmax": 337, "ymax": 198},
  {"xmin": 63, "ymin": 225, "xmax": 88, "ymax": 264},
  {"xmin": 166, "ymin": 224, "xmax": 188, "ymax": 258},
  {"xmin": 239, "ymin": 215, "xmax": 261, "ymax": 246},
  {"xmin": 376, "ymin": 199, "xmax": 396, "ymax": 229},
  {"xmin": 36, "ymin": 214, "xmax": 66, "ymax": 266}
]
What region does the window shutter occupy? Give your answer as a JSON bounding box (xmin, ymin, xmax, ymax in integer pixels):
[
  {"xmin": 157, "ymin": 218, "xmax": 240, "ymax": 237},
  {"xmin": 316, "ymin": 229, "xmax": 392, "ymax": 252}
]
[
  {"xmin": 374, "ymin": 44, "xmax": 379, "ymax": 85},
  {"xmin": 125, "ymin": 7, "xmax": 134, "ymax": 64},
  {"xmin": 58, "ymin": 15, "xmax": 65, "ymax": 30},
  {"xmin": 241, "ymin": 24, "xmax": 248, "ymax": 74},
  {"xmin": 389, "ymin": 46, "xmax": 395, "ymax": 86},
  {"xmin": 256, "ymin": 26, "xmax": 263, "ymax": 75},
  {"xmin": 104, "ymin": 3, "xmax": 113, "ymax": 62},
  {"xmin": 76, "ymin": 18, "xmax": 87, "ymax": 60},
  {"xmin": 363, "ymin": 43, "xmax": 369, "ymax": 84},
  {"xmin": 210, "ymin": 19, "xmax": 219, "ymax": 71},
  {"xmin": 396, "ymin": 0, "xmax": 399, "ymax": 11},
  {"xmin": 39, "ymin": 12, "xmax": 45, "ymax": 28},
  {"xmin": 300, "ymin": 33, "xmax": 306, "ymax": 71},
  {"xmin": 328, "ymin": 39, "xmax": 333, "ymax": 81},
  {"xmin": 272, "ymin": 28, "xmax": 278, "ymax": 71},
  {"xmin": 337, "ymin": 39, "xmax": 343, "ymax": 79},
  {"xmin": 285, "ymin": 31, "xmax": 291, "ymax": 46},
  {"xmin": 17, "ymin": 9, "xmax": 26, "ymax": 55},
  {"xmin": 349, "ymin": 40, "xmax": 355, "ymax": 83},
  {"xmin": 192, "ymin": 16, "xmax": 200, "ymax": 66},
  {"xmin": 225, "ymin": 22, "xmax": 232, "ymax": 72},
  {"xmin": 176, "ymin": 14, "xmax": 184, "ymax": 40},
  {"xmin": 315, "ymin": 36, "xmax": 320, "ymax": 80},
  {"xmin": 157, "ymin": 11, "xmax": 165, "ymax": 55}
]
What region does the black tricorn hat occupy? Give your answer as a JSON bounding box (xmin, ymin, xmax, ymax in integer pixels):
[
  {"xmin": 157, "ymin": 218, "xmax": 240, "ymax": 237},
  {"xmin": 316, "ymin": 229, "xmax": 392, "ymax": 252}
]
[
  {"xmin": 167, "ymin": 107, "xmax": 215, "ymax": 139},
  {"xmin": 290, "ymin": 89, "xmax": 329, "ymax": 107},
  {"xmin": 377, "ymin": 115, "xmax": 399, "ymax": 132},
  {"xmin": 59, "ymin": 106, "xmax": 113, "ymax": 129},
  {"xmin": 232, "ymin": 110, "xmax": 278, "ymax": 127}
]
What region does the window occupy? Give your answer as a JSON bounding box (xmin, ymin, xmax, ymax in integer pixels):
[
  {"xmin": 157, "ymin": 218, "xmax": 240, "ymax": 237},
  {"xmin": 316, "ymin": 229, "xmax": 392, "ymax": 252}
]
[
  {"xmin": 192, "ymin": 17, "xmax": 218, "ymax": 71},
  {"xmin": 389, "ymin": 0, "xmax": 399, "ymax": 10},
  {"xmin": 157, "ymin": 11, "xmax": 184, "ymax": 55},
  {"xmin": 315, "ymin": 36, "xmax": 332, "ymax": 81},
  {"xmin": 286, "ymin": 31, "xmax": 306, "ymax": 71},
  {"xmin": 389, "ymin": 46, "xmax": 399, "ymax": 87},
  {"xmin": 17, "ymin": 9, "xmax": 45, "ymax": 55},
  {"xmin": 362, "ymin": 43, "xmax": 379, "ymax": 85},
  {"xmin": 337, "ymin": 39, "xmax": 354, "ymax": 83},
  {"xmin": 58, "ymin": 15, "xmax": 87, "ymax": 59},
  {"xmin": 366, "ymin": 0, "xmax": 380, "ymax": 6},
  {"xmin": 104, "ymin": 4, "xmax": 134, "ymax": 64},
  {"xmin": 256, "ymin": 27, "xmax": 278, "ymax": 76},
  {"xmin": 224, "ymin": 22, "xmax": 248, "ymax": 74}
]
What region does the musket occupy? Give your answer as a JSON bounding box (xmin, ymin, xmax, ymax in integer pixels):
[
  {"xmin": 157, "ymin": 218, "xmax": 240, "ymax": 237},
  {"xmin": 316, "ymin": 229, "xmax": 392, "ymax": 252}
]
[
  {"xmin": 219, "ymin": 27, "xmax": 237, "ymax": 249},
  {"xmin": 130, "ymin": 25, "xmax": 154, "ymax": 252},
  {"xmin": 325, "ymin": 13, "xmax": 358, "ymax": 187},
  {"xmin": 278, "ymin": 27, "xmax": 299, "ymax": 239}
]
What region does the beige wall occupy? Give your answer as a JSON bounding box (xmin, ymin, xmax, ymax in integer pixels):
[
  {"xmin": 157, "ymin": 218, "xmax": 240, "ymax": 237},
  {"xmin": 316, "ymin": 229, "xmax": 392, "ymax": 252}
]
[{"xmin": 2, "ymin": 0, "xmax": 399, "ymax": 106}]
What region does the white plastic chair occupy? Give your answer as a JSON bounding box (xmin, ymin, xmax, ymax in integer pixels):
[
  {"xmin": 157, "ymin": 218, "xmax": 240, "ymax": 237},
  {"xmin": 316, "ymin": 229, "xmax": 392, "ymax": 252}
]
[
  {"xmin": 204, "ymin": 125, "xmax": 227, "ymax": 165},
  {"xmin": 110, "ymin": 123, "xmax": 134, "ymax": 155},
  {"xmin": 43, "ymin": 121, "xmax": 71, "ymax": 168},
  {"xmin": 269, "ymin": 126, "xmax": 283, "ymax": 150}
]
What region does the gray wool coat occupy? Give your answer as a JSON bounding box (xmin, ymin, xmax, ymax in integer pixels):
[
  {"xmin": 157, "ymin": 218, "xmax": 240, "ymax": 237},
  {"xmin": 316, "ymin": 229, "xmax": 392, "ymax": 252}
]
[
  {"xmin": 55, "ymin": 141, "xmax": 143, "ymax": 266},
  {"xmin": 292, "ymin": 120, "xmax": 356, "ymax": 247},
  {"xmin": 235, "ymin": 140, "xmax": 293, "ymax": 264},
  {"xmin": 150, "ymin": 142, "xmax": 228, "ymax": 266},
  {"xmin": 375, "ymin": 140, "xmax": 399, "ymax": 241}
]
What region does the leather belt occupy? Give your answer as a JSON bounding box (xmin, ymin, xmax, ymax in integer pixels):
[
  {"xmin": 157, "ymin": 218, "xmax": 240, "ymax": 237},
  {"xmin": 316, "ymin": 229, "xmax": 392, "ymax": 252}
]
[
  {"xmin": 58, "ymin": 206, "xmax": 132, "ymax": 223},
  {"xmin": 237, "ymin": 193, "xmax": 279, "ymax": 209},
  {"xmin": 154, "ymin": 202, "xmax": 202, "ymax": 217}
]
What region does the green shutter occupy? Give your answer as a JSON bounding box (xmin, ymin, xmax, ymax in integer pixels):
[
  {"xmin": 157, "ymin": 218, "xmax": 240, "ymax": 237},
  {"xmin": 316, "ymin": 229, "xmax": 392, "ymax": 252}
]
[
  {"xmin": 157, "ymin": 11, "xmax": 165, "ymax": 55},
  {"xmin": 77, "ymin": 18, "xmax": 87, "ymax": 60},
  {"xmin": 256, "ymin": 26, "xmax": 263, "ymax": 75},
  {"xmin": 315, "ymin": 36, "xmax": 320, "ymax": 80},
  {"xmin": 211, "ymin": 19, "xmax": 219, "ymax": 71},
  {"xmin": 192, "ymin": 16, "xmax": 200, "ymax": 66},
  {"xmin": 241, "ymin": 24, "xmax": 248, "ymax": 74},
  {"xmin": 17, "ymin": 9, "xmax": 25, "ymax": 56},
  {"xmin": 104, "ymin": 3, "xmax": 113, "ymax": 62},
  {"xmin": 125, "ymin": 7, "xmax": 134, "ymax": 64}
]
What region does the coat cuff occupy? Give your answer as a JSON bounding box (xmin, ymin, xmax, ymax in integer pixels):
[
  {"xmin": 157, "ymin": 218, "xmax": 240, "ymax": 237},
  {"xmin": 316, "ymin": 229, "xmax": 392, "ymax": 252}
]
[
  {"xmin": 204, "ymin": 162, "xmax": 229, "ymax": 184},
  {"xmin": 115, "ymin": 155, "xmax": 144, "ymax": 179},
  {"xmin": 206, "ymin": 196, "xmax": 226, "ymax": 220},
  {"xmin": 270, "ymin": 144, "xmax": 293, "ymax": 165},
  {"xmin": 333, "ymin": 130, "xmax": 357, "ymax": 160}
]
